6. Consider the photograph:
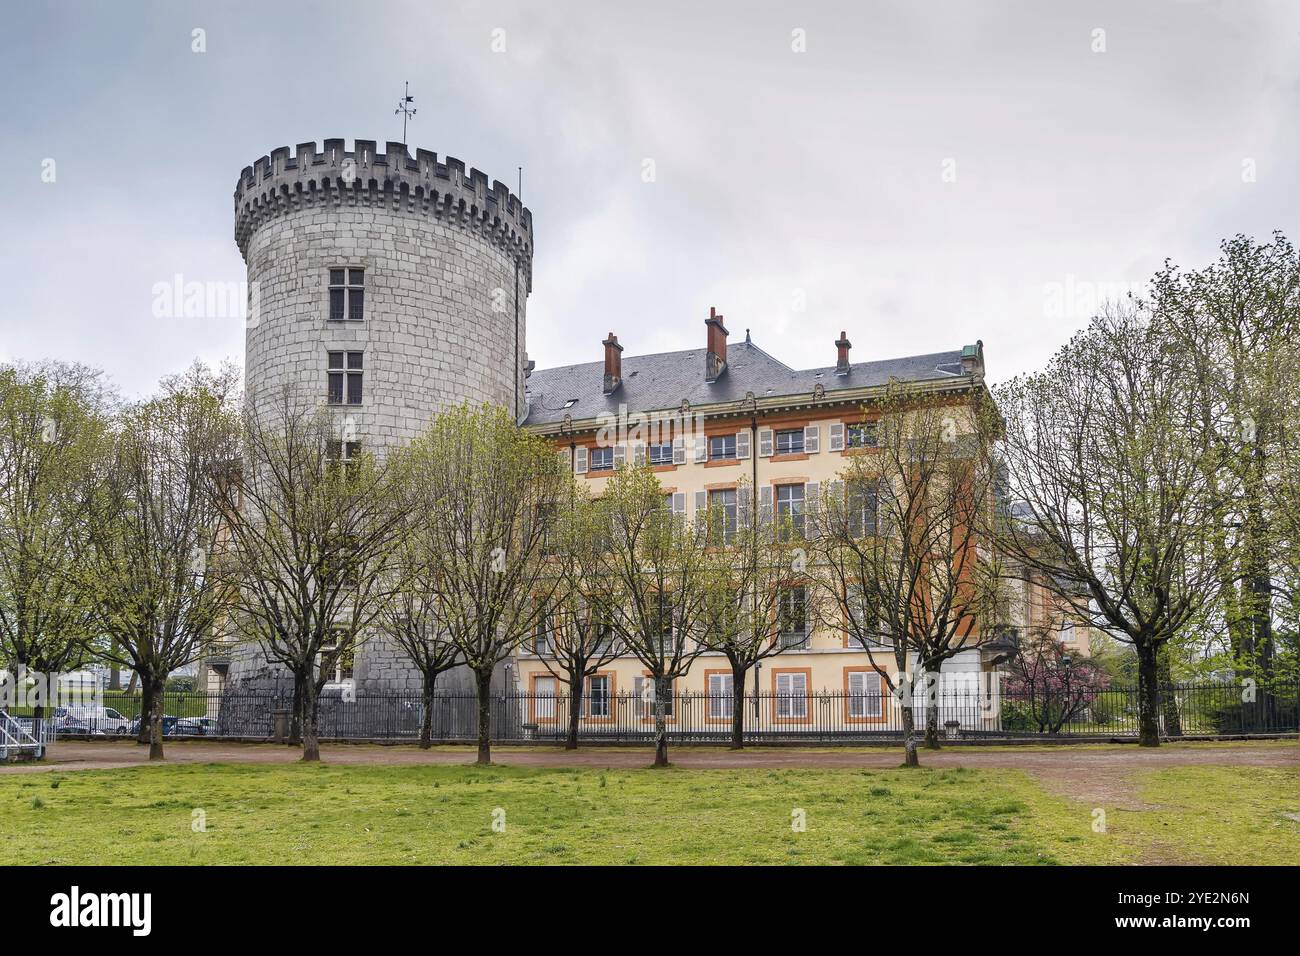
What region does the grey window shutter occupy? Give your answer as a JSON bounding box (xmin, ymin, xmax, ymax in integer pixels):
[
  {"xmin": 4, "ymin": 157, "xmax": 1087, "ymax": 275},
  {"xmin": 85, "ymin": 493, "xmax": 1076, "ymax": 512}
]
[
  {"xmin": 672, "ymin": 492, "xmax": 686, "ymax": 514},
  {"xmin": 632, "ymin": 443, "xmax": 646, "ymax": 466},
  {"xmin": 672, "ymin": 436, "xmax": 687, "ymax": 465},
  {"xmin": 574, "ymin": 446, "xmax": 588, "ymax": 474},
  {"xmin": 736, "ymin": 430, "xmax": 751, "ymax": 459},
  {"xmin": 827, "ymin": 480, "xmax": 843, "ymax": 524},
  {"xmin": 693, "ymin": 435, "xmax": 708, "ymax": 463},
  {"xmin": 805, "ymin": 481, "xmax": 820, "ymax": 533},
  {"xmin": 694, "ymin": 490, "xmax": 707, "ymax": 516},
  {"xmin": 738, "ymin": 486, "xmax": 753, "ymax": 529},
  {"xmin": 614, "ymin": 444, "xmax": 626, "ymax": 467},
  {"xmin": 828, "ymin": 422, "xmax": 845, "ymax": 452},
  {"xmin": 804, "ymin": 424, "xmax": 820, "ymax": 454},
  {"xmin": 759, "ymin": 428, "xmax": 773, "ymax": 457},
  {"xmin": 759, "ymin": 485, "xmax": 773, "ymax": 521}
]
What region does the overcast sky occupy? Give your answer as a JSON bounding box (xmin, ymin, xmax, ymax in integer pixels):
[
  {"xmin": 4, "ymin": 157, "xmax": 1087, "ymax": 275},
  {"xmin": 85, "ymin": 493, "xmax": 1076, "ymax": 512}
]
[{"xmin": 2, "ymin": 0, "xmax": 1298, "ymax": 398}]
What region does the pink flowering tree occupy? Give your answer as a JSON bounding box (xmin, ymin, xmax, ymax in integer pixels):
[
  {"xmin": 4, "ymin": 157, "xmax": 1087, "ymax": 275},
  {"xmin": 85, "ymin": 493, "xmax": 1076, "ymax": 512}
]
[{"xmin": 1002, "ymin": 631, "xmax": 1109, "ymax": 733}]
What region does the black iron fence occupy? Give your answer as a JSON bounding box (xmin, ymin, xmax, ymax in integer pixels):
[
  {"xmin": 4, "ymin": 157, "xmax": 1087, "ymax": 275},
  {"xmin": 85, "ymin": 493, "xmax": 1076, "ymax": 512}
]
[{"xmin": 41, "ymin": 680, "xmax": 1299, "ymax": 742}]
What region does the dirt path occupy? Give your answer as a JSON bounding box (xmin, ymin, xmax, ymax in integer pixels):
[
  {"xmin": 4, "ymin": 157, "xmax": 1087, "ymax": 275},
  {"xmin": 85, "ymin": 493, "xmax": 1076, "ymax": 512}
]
[{"xmin": 7, "ymin": 737, "xmax": 1296, "ymax": 813}]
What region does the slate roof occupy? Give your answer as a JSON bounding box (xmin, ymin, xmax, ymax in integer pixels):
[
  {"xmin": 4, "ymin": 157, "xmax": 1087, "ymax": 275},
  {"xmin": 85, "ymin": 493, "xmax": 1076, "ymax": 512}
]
[{"xmin": 523, "ymin": 338, "xmax": 974, "ymax": 427}]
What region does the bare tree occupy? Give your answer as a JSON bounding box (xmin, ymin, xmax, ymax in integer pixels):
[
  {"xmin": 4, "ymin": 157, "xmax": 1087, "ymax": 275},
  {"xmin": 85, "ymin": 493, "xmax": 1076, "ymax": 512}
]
[
  {"xmin": 813, "ymin": 383, "xmax": 1004, "ymax": 765},
  {"xmin": 211, "ymin": 389, "xmax": 403, "ymax": 761},
  {"xmin": 376, "ymin": 495, "xmax": 462, "ymax": 750},
  {"xmin": 82, "ymin": 362, "xmax": 239, "ymax": 759},
  {"xmin": 595, "ymin": 463, "xmax": 711, "ymax": 767},
  {"xmin": 995, "ymin": 304, "xmax": 1230, "ymax": 746},
  {"xmin": 0, "ymin": 361, "xmax": 112, "ymax": 717},
  {"xmin": 696, "ymin": 479, "xmax": 800, "ymax": 749},
  {"xmin": 539, "ymin": 489, "xmax": 623, "ymax": 750},
  {"xmin": 395, "ymin": 403, "xmax": 567, "ymax": 765}
]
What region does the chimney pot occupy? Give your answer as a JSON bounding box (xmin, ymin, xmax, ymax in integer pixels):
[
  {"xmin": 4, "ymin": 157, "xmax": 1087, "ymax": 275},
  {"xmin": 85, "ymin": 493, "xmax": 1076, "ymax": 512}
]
[
  {"xmin": 834, "ymin": 331, "xmax": 852, "ymax": 376},
  {"xmin": 602, "ymin": 333, "xmax": 624, "ymax": 395}
]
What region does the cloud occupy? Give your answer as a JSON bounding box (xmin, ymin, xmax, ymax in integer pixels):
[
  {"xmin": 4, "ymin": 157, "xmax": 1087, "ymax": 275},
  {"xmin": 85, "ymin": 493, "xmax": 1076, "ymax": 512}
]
[{"xmin": 3, "ymin": 0, "xmax": 1299, "ymax": 396}]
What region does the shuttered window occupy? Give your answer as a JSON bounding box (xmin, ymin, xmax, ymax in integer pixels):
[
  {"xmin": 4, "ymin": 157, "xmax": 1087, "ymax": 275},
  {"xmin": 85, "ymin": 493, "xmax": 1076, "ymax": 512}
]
[
  {"xmin": 587, "ymin": 675, "xmax": 610, "ymax": 718},
  {"xmin": 848, "ymin": 670, "xmax": 884, "ymax": 718},
  {"xmin": 775, "ymin": 428, "xmax": 804, "ymax": 455},
  {"xmin": 708, "ymin": 673, "xmax": 734, "ymax": 719},
  {"xmin": 775, "ymin": 671, "xmax": 808, "ymax": 719}
]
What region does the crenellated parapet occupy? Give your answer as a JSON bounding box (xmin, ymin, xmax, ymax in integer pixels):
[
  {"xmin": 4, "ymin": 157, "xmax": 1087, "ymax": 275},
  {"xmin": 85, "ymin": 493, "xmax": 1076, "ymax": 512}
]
[{"xmin": 234, "ymin": 138, "xmax": 534, "ymax": 288}]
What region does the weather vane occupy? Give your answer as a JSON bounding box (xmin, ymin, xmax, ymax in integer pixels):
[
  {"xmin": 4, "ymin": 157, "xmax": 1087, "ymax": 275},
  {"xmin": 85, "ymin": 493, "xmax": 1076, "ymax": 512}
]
[{"xmin": 395, "ymin": 81, "xmax": 416, "ymax": 144}]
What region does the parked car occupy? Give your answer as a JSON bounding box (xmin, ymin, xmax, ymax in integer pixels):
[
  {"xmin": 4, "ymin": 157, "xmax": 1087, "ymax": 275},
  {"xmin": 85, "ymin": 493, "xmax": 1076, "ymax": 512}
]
[
  {"xmin": 52, "ymin": 712, "xmax": 104, "ymax": 736},
  {"xmin": 128, "ymin": 715, "xmax": 181, "ymax": 736},
  {"xmin": 62, "ymin": 705, "xmax": 131, "ymax": 735},
  {"xmin": 175, "ymin": 717, "xmax": 218, "ymax": 736}
]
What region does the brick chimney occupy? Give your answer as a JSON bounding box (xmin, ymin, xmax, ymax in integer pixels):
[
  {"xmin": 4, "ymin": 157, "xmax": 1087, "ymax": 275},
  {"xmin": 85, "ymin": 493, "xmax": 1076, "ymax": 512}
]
[
  {"xmin": 705, "ymin": 307, "xmax": 728, "ymax": 382},
  {"xmin": 834, "ymin": 331, "xmax": 852, "ymax": 376},
  {"xmin": 602, "ymin": 332, "xmax": 624, "ymax": 395}
]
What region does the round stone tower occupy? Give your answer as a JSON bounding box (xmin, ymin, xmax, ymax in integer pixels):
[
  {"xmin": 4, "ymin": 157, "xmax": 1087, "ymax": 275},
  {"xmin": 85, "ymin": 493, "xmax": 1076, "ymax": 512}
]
[
  {"xmin": 229, "ymin": 138, "xmax": 533, "ymax": 697},
  {"xmin": 234, "ymin": 138, "xmax": 533, "ymax": 452}
]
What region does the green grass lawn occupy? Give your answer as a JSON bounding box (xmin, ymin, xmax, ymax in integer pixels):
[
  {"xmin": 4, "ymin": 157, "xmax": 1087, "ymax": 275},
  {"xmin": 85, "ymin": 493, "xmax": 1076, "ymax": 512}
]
[
  {"xmin": 0, "ymin": 761, "xmax": 1293, "ymax": 865},
  {"xmin": 1112, "ymin": 766, "xmax": 1300, "ymax": 865}
]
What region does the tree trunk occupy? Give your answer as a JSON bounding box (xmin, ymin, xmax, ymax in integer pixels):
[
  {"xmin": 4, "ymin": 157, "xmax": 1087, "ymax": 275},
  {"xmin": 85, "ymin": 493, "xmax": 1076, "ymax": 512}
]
[
  {"xmin": 1136, "ymin": 640, "xmax": 1161, "ymax": 747},
  {"xmin": 925, "ymin": 705, "xmax": 941, "ymax": 749},
  {"xmin": 1156, "ymin": 644, "xmax": 1183, "ymax": 737},
  {"xmin": 474, "ymin": 667, "xmax": 493, "ymax": 765},
  {"xmin": 900, "ymin": 702, "xmax": 920, "ymax": 767},
  {"xmin": 148, "ymin": 677, "xmax": 166, "ymax": 760},
  {"xmin": 136, "ymin": 674, "xmax": 155, "ymax": 745},
  {"xmin": 729, "ymin": 665, "xmax": 746, "ymax": 750},
  {"xmin": 23, "ymin": 663, "xmax": 44, "ymax": 722},
  {"xmin": 652, "ymin": 675, "xmax": 670, "ymax": 767},
  {"xmin": 566, "ymin": 672, "xmax": 583, "ymax": 751},
  {"xmin": 301, "ymin": 678, "xmax": 321, "ymax": 762},
  {"xmin": 288, "ymin": 675, "xmax": 304, "ymax": 746},
  {"xmin": 919, "ymin": 669, "xmax": 941, "ymax": 749},
  {"xmin": 419, "ymin": 671, "xmax": 436, "ymax": 750}
]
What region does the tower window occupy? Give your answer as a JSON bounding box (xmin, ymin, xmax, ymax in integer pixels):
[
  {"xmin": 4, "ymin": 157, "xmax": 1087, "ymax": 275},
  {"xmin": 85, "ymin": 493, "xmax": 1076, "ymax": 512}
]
[
  {"xmin": 327, "ymin": 440, "xmax": 362, "ymax": 478},
  {"xmin": 328, "ymin": 268, "xmax": 365, "ymax": 322},
  {"xmin": 327, "ymin": 351, "xmax": 364, "ymax": 405}
]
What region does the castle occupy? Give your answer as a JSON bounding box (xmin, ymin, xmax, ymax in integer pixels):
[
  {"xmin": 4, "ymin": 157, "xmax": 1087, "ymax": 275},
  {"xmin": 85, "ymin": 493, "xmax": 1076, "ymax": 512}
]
[{"xmin": 212, "ymin": 137, "xmax": 1090, "ymax": 715}]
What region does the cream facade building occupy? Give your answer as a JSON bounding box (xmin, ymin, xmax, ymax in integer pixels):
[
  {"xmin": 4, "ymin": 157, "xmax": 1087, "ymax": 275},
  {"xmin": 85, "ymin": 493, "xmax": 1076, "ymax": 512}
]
[{"xmin": 516, "ymin": 314, "xmax": 1062, "ymax": 731}]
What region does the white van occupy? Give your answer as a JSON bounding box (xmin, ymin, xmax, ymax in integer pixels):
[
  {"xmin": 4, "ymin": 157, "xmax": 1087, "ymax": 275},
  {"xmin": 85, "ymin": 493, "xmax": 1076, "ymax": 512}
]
[{"xmin": 63, "ymin": 705, "xmax": 132, "ymax": 735}]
